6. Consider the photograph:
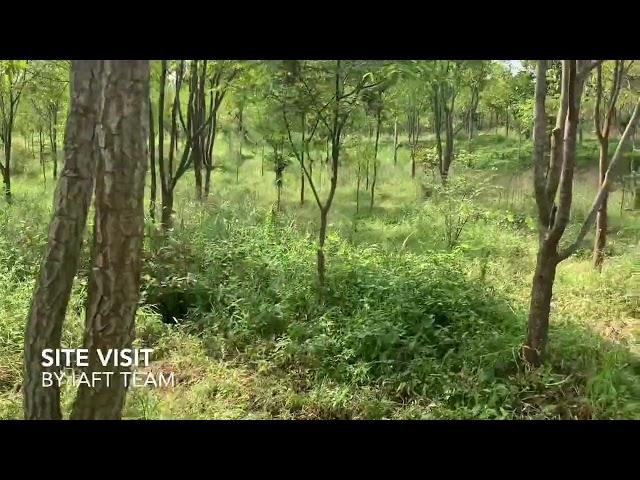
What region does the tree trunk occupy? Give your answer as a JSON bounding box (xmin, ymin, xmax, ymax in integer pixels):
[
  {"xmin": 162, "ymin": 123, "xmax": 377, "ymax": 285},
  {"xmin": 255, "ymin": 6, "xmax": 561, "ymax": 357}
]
[
  {"xmin": 442, "ymin": 104, "xmax": 454, "ymax": 183},
  {"xmin": 277, "ymin": 182, "xmax": 282, "ymax": 211},
  {"xmin": 506, "ymin": 110, "xmax": 510, "ymax": 137},
  {"xmin": 193, "ymin": 149, "xmax": 203, "ymax": 200},
  {"xmin": 524, "ymin": 247, "xmax": 558, "ymax": 366},
  {"xmin": 370, "ymin": 110, "xmax": 381, "ymax": 210},
  {"xmin": 433, "ymin": 88, "xmax": 443, "ymax": 179},
  {"xmin": 365, "ymin": 123, "xmax": 371, "ymax": 190},
  {"xmin": 157, "ymin": 61, "xmax": 170, "ymax": 231},
  {"xmin": 39, "ymin": 129, "xmax": 46, "ymax": 186},
  {"xmin": 3, "ymin": 138, "xmax": 11, "ymax": 201},
  {"xmin": 593, "ymin": 141, "xmax": 609, "ymax": 268},
  {"xmin": 300, "ymin": 164, "xmax": 305, "ymax": 205},
  {"xmin": 204, "ymin": 165, "xmax": 213, "ymax": 197},
  {"xmin": 393, "ymin": 116, "xmax": 398, "ymax": 166},
  {"xmin": 318, "ymin": 207, "xmax": 328, "ymax": 287},
  {"xmin": 149, "ymin": 95, "xmax": 156, "ymax": 221},
  {"xmin": 411, "ymin": 149, "xmax": 416, "ymax": 178},
  {"xmin": 71, "ymin": 60, "xmax": 149, "ymax": 420},
  {"xmin": 161, "ymin": 186, "xmax": 174, "ymax": 230},
  {"xmin": 49, "ymin": 110, "xmax": 58, "ymax": 179},
  {"xmin": 356, "ymin": 161, "xmax": 361, "ymax": 213},
  {"xmin": 23, "ymin": 60, "xmax": 103, "ymax": 420},
  {"xmin": 579, "ymin": 119, "xmax": 583, "ymax": 144}
]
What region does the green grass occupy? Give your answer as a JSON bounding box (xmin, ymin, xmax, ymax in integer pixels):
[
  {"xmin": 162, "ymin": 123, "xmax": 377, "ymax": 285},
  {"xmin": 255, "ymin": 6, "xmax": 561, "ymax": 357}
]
[{"xmin": 1, "ymin": 131, "xmax": 639, "ymax": 420}]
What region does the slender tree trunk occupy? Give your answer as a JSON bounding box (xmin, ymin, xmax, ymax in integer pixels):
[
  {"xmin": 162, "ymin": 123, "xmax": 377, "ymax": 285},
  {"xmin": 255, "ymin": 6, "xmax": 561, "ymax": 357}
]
[
  {"xmin": 365, "ymin": 122, "xmax": 371, "ymax": 190},
  {"xmin": 300, "ymin": 164, "xmax": 305, "ymax": 205},
  {"xmin": 318, "ymin": 207, "xmax": 328, "ymax": 286},
  {"xmin": 433, "ymin": 88, "xmax": 443, "ymax": 179},
  {"xmin": 393, "ymin": 116, "xmax": 398, "ymax": 166},
  {"xmin": 39, "ymin": 129, "xmax": 46, "ymax": 186},
  {"xmin": 71, "ymin": 60, "xmax": 149, "ymax": 420},
  {"xmin": 24, "ymin": 60, "xmax": 102, "ymax": 420},
  {"xmin": 149, "ymin": 95, "xmax": 157, "ymax": 221},
  {"xmin": 593, "ymin": 140, "xmax": 609, "ymax": 268},
  {"xmin": 411, "ymin": 149, "xmax": 416, "ymax": 179},
  {"xmin": 579, "ymin": 119, "xmax": 583, "ymax": 144},
  {"xmin": 3, "ymin": 137, "xmax": 11, "ymax": 201},
  {"xmin": 505, "ymin": 109, "xmax": 510, "ymax": 137},
  {"xmin": 370, "ymin": 110, "xmax": 381, "ymax": 210},
  {"xmin": 49, "ymin": 111, "xmax": 58, "ymax": 179},
  {"xmin": 356, "ymin": 161, "xmax": 361, "ymax": 213},
  {"xmin": 300, "ymin": 113, "xmax": 305, "ymax": 205},
  {"xmin": 277, "ymin": 181, "xmax": 282, "ymax": 211}
]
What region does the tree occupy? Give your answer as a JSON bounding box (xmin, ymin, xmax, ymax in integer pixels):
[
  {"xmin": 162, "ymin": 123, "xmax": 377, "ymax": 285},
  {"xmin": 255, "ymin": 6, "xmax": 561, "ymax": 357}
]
[
  {"xmin": 71, "ymin": 60, "xmax": 149, "ymax": 419},
  {"xmin": 0, "ymin": 60, "xmax": 29, "ymax": 200},
  {"xmin": 24, "ymin": 60, "xmax": 103, "ymax": 419},
  {"xmin": 278, "ymin": 60, "xmax": 383, "ymax": 287},
  {"xmin": 592, "ymin": 61, "xmax": 628, "ymax": 268},
  {"xmin": 202, "ymin": 61, "xmax": 242, "ymax": 198},
  {"xmin": 360, "ymin": 64, "xmax": 396, "ymax": 210},
  {"xmin": 155, "ymin": 60, "xmax": 213, "ymax": 229},
  {"xmin": 28, "ymin": 60, "xmax": 69, "ymax": 179},
  {"xmin": 525, "ymin": 60, "xmax": 640, "ymax": 366}
]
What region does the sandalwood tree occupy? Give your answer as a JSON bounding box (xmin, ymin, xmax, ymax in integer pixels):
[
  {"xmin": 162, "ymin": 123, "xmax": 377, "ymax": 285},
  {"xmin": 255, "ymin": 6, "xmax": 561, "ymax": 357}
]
[{"xmin": 524, "ymin": 59, "xmax": 640, "ymax": 366}]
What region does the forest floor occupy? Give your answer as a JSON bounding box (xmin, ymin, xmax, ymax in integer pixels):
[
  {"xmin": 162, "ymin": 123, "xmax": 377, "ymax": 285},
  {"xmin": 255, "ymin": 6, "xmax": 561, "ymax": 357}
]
[{"xmin": 1, "ymin": 132, "xmax": 638, "ymax": 419}]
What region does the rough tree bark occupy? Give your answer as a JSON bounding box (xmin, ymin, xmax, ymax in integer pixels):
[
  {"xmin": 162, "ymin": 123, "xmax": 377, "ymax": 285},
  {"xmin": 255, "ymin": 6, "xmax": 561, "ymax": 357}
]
[
  {"xmin": 71, "ymin": 60, "xmax": 149, "ymax": 420},
  {"xmin": 23, "ymin": 60, "xmax": 102, "ymax": 420}
]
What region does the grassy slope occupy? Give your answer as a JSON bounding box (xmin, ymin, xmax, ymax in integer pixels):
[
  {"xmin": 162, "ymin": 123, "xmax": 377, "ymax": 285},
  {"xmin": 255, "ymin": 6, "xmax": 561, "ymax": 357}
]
[{"xmin": 0, "ymin": 131, "xmax": 638, "ymax": 419}]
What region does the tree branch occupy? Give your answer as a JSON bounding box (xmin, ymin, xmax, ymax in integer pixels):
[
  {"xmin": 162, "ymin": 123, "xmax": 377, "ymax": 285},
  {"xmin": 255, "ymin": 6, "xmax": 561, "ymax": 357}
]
[{"xmin": 558, "ymin": 97, "xmax": 640, "ymax": 260}]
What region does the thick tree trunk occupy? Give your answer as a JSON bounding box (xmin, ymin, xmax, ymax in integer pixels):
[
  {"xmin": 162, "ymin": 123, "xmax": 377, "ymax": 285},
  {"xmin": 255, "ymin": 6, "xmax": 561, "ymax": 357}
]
[
  {"xmin": 524, "ymin": 246, "xmax": 558, "ymax": 366},
  {"xmin": 71, "ymin": 60, "xmax": 149, "ymax": 420},
  {"xmin": 24, "ymin": 60, "xmax": 102, "ymax": 420}
]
